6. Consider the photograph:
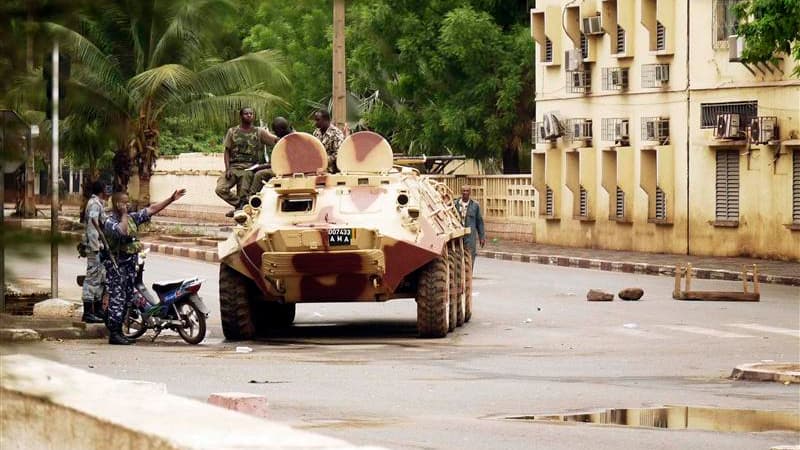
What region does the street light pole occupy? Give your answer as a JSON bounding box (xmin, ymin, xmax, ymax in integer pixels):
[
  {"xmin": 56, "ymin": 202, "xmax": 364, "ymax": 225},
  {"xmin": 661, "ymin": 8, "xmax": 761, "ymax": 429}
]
[
  {"xmin": 50, "ymin": 42, "xmax": 59, "ymax": 299},
  {"xmin": 332, "ymin": 0, "xmax": 347, "ymax": 130}
]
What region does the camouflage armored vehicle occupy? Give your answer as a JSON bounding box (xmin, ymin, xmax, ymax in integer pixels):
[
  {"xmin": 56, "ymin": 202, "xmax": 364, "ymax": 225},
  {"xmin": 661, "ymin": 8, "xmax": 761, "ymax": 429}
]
[{"xmin": 218, "ymin": 131, "xmax": 472, "ymax": 339}]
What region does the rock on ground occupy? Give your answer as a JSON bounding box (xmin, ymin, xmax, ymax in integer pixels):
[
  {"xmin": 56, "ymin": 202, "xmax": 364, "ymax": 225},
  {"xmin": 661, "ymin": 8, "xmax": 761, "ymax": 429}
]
[
  {"xmin": 33, "ymin": 298, "xmax": 82, "ymax": 319},
  {"xmin": 587, "ymin": 289, "xmax": 614, "ymax": 301},
  {"xmin": 618, "ymin": 287, "xmax": 644, "ymax": 301}
]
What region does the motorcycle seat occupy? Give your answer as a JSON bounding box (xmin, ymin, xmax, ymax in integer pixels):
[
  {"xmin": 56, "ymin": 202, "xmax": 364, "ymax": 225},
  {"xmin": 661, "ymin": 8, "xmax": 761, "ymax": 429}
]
[{"xmin": 152, "ymin": 280, "xmax": 184, "ymax": 294}]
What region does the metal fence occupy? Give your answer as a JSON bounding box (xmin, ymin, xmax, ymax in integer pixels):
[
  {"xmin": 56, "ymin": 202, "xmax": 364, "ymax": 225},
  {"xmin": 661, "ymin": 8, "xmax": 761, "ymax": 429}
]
[{"xmin": 427, "ymin": 175, "xmax": 536, "ymax": 222}]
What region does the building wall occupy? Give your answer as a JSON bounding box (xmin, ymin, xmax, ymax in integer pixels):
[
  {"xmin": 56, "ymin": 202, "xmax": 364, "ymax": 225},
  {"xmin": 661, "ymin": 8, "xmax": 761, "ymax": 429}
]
[{"xmin": 530, "ymin": 0, "xmax": 800, "ymax": 260}]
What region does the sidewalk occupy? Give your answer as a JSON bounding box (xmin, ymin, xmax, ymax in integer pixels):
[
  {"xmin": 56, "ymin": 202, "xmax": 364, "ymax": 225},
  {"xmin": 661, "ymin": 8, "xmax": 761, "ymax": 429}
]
[{"xmin": 16, "ymin": 212, "xmax": 800, "ymax": 287}]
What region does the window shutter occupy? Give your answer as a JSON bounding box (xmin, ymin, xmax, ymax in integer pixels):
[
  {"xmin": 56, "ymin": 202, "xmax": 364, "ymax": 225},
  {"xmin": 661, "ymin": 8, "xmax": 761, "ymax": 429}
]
[
  {"xmin": 579, "ymin": 185, "xmax": 588, "ymax": 217},
  {"xmin": 545, "ymin": 38, "xmax": 553, "ymax": 62},
  {"xmin": 656, "ymin": 21, "xmax": 666, "ymax": 51},
  {"xmin": 615, "ymin": 186, "xmax": 625, "ymax": 219},
  {"xmin": 793, "ymin": 149, "xmax": 800, "ymax": 223},
  {"xmin": 655, "ymin": 186, "xmax": 666, "ymax": 220},
  {"xmin": 545, "ymin": 185, "xmax": 554, "ymax": 216},
  {"xmin": 616, "ymin": 25, "xmax": 626, "ymax": 54},
  {"xmin": 716, "ymin": 150, "xmax": 740, "ymax": 220}
]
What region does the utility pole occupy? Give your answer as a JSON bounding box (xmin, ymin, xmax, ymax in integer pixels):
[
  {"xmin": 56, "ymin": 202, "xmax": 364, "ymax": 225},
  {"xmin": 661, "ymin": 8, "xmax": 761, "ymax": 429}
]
[
  {"xmin": 332, "ymin": 0, "xmax": 347, "ymax": 130},
  {"xmin": 50, "ymin": 42, "xmax": 60, "ymax": 299}
]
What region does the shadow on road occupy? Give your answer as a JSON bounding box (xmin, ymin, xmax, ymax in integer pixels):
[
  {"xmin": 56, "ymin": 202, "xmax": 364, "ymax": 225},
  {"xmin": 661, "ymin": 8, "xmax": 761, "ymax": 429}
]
[{"xmin": 255, "ymin": 319, "xmax": 420, "ymax": 342}]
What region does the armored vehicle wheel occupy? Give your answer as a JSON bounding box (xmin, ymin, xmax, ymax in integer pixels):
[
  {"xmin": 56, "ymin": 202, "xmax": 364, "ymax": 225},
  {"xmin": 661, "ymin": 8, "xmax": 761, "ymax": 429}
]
[
  {"xmin": 452, "ymin": 243, "xmax": 466, "ymax": 327},
  {"xmin": 416, "ymin": 255, "xmax": 450, "ymax": 338},
  {"xmin": 464, "ymin": 251, "xmax": 473, "ymax": 322},
  {"xmin": 446, "ymin": 244, "xmax": 462, "ymax": 329},
  {"xmin": 219, "ymin": 264, "xmax": 257, "ymax": 340}
]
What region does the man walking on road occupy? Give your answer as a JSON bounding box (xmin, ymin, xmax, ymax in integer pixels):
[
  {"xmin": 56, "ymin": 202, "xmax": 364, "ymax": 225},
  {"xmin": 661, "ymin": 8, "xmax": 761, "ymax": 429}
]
[
  {"xmin": 216, "ymin": 107, "xmax": 278, "ymax": 217},
  {"xmin": 454, "ymin": 185, "xmax": 485, "ymax": 271},
  {"xmin": 81, "ymin": 180, "xmax": 109, "ymax": 323},
  {"xmin": 312, "ymin": 109, "xmax": 344, "ymax": 173}
]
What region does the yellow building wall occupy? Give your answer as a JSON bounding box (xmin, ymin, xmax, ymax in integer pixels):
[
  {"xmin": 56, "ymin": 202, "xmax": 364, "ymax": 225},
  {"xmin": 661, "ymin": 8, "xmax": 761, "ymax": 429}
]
[{"xmin": 531, "ymin": 0, "xmax": 800, "ymax": 260}]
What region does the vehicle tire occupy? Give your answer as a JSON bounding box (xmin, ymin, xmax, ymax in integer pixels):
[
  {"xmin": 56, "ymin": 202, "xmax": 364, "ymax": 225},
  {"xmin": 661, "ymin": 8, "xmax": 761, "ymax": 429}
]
[
  {"xmin": 453, "ymin": 242, "xmax": 465, "ymax": 327},
  {"xmin": 219, "ymin": 264, "xmax": 257, "ymax": 340},
  {"xmin": 416, "ymin": 254, "xmax": 450, "ymax": 338},
  {"xmin": 463, "ymin": 251, "xmax": 473, "ymax": 322},
  {"xmin": 176, "ymin": 300, "xmax": 207, "ymax": 345},
  {"xmin": 447, "ymin": 243, "xmax": 463, "ymax": 329},
  {"xmin": 122, "ymin": 307, "xmax": 147, "ymax": 340}
]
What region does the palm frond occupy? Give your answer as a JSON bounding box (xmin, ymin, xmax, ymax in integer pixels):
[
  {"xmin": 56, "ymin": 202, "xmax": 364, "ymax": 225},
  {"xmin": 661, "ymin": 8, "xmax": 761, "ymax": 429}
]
[
  {"xmin": 193, "ymin": 50, "xmax": 291, "ymax": 98},
  {"xmin": 177, "ymin": 90, "xmax": 288, "ymax": 129},
  {"xmin": 128, "ymin": 64, "xmax": 196, "ymax": 110},
  {"xmin": 45, "ymin": 22, "xmax": 124, "ymax": 90}
]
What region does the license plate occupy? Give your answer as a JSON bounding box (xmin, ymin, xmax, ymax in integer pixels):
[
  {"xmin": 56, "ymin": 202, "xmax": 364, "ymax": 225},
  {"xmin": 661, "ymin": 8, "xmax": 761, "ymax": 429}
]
[{"xmin": 327, "ymin": 228, "xmax": 352, "ymax": 246}]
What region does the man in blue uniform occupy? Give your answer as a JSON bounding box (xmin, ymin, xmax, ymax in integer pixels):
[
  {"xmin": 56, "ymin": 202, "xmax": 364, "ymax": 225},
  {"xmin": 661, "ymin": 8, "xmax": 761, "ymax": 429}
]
[
  {"xmin": 454, "ymin": 185, "xmax": 485, "ymax": 271},
  {"xmin": 103, "ymin": 189, "xmax": 186, "ymax": 345}
]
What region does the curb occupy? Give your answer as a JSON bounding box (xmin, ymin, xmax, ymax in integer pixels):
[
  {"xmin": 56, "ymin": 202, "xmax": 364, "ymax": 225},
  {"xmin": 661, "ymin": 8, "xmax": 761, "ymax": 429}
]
[
  {"xmin": 477, "ymin": 250, "xmax": 800, "ymax": 287},
  {"xmin": 730, "ymin": 362, "xmax": 800, "ymax": 384},
  {"xmin": 24, "ymin": 227, "xmax": 800, "ymax": 287}
]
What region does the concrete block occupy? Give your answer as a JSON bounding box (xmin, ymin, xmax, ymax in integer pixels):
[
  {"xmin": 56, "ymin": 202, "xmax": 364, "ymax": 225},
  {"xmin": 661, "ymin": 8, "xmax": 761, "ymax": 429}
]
[
  {"xmin": 208, "ymin": 392, "xmax": 269, "ymax": 418},
  {"xmin": 587, "ymin": 289, "xmax": 614, "ymax": 301},
  {"xmin": 33, "ymin": 298, "xmax": 82, "ymax": 320},
  {"xmin": 1, "ymin": 354, "xmax": 380, "ymax": 450},
  {"xmin": 0, "ymin": 329, "xmax": 41, "ymax": 342}
]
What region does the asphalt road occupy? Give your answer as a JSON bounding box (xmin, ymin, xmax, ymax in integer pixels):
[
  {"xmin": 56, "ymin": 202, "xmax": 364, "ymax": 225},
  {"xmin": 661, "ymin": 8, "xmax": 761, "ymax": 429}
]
[{"xmin": 4, "ymin": 246, "xmax": 800, "ymax": 450}]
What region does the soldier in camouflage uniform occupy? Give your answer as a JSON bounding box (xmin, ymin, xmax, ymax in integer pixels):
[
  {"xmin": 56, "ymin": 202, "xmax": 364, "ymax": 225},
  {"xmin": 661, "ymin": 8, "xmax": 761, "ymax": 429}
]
[
  {"xmin": 102, "ymin": 189, "xmax": 186, "ymax": 345},
  {"xmin": 216, "ymin": 107, "xmax": 278, "ymax": 217},
  {"xmin": 247, "ymin": 117, "xmax": 294, "ymax": 196},
  {"xmin": 81, "ymin": 180, "xmax": 109, "ymax": 323},
  {"xmin": 313, "ymin": 109, "xmax": 345, "ymax": 173}
]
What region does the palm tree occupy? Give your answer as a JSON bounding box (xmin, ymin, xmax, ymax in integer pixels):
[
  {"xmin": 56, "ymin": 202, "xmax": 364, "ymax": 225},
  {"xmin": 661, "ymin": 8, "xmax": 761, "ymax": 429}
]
[{"xmin": 45, "ymin": 0, "xmax": 290, "ymax": 204}]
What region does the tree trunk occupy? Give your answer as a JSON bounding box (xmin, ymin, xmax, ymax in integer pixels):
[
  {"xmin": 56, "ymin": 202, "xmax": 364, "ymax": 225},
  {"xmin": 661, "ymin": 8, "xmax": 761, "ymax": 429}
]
[{"xmin": 502, "ymin": 146, "xmax": 521, "ymax": 174}]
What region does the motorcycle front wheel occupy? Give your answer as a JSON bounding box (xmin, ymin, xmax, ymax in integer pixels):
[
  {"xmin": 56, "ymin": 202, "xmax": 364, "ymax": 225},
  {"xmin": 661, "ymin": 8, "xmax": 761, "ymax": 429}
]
[
  {"xmin": 122, "ymin": 307, "xmax": 147, "ymax": 339},
  {"xmin": 176, "ymin": 301, "xmax": 206, "ymax": 345}
]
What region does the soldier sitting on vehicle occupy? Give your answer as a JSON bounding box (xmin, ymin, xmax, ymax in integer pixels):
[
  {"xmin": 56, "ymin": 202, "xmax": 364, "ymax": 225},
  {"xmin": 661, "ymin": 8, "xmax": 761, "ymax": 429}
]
[
  {"xmin": 312, "ymin": 109, "xmax": 344, "ymax": 173},
  {"xmin": 247, "ymin": 116, "xmax": 294, "ymax": 197},
  {"xmin": 216, "ymin": 107, "xmax": 278, "ymax": 217}
]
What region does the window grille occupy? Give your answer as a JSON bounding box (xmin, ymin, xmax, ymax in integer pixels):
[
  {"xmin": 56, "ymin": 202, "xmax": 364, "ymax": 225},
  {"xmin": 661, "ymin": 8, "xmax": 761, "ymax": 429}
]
[
  {"xmin": 601, "ymin": 67, "xmax": 629, "ymax": 90},
  {"xmin": 641, "ymin": 64, "xmax": 669, "ymax": 88},
  {"xmin": 615, "ymin": 186, "xmax": 625, "ymax": 219},
  {"xmin": 715, "ymin": 150, "xmax": 740, "ymax": 221},
  {"xmin": 545, "ymin": 185, "xmax": 554, "ymax": 216},
  {"xmin": 72, "ymin": 170, "xmax": 80, "ymax": 193},
  {"xmin": 641, "ymin": 117, "xmax": 670, "ymax": 145},
  {"xmin": 713, "ymin": 0, "xmax": 739, "ymax": 46},
  {"xmin": 656, "ymin": 21, "xmax": 666, "ymax": 51},
  {"xmin": 545, "ymin": 37, "xmax": 553, "ymax": 62},
  {"xmin": 566, "ymin": 70, "xmax": 591, "ymax": 94},
  {"xmin": 565, "ymin": 118, "xmax": 593, "ymax": 143},
  {"xmin": 616, "ymin": 25, "xmax": 626, "ymax": 54},
  {"xmin": 655, "ymin": 186, "xmax": 667, "ymax": 220},
  {"xmin": 601, "ymin": 118, "xmax": 630, "ymax": 144},
  {"xmin": 701, "ymin": 101, "xmax": 757, "ymax": 128},
  {"xmin": 580, "ymin": 33, "xmax": 589, "ymax": 59},
  {"xmin": 579, "ymin": 185, "xmax": 588, "ymax": 218},
  {"xmin": 793, "ymin": 150, "xmax": 800, "ymax": 223}
]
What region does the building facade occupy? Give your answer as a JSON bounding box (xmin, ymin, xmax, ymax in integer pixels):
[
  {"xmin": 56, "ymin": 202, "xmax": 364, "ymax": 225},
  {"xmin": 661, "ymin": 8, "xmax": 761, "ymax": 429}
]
[{"xmin": 530, "ymin": 0, "xmax": 800, "ymax": 260}]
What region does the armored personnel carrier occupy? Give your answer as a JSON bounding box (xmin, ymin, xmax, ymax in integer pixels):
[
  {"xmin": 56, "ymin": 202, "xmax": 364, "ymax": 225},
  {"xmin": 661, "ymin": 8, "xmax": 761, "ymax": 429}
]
[{"xmin": 218, "ymin": 131, "xmax": 472, "ymax": 339}]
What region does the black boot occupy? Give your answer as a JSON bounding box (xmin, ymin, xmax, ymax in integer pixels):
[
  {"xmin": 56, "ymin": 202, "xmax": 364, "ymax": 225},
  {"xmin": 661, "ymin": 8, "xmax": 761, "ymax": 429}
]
[
  {"xmin": 108, "ymin": 324, "xmax": 134, "ymax": 345},
  {"xmin": 82, "ymin": 302, "xmax": 105, "ymax": 323}
]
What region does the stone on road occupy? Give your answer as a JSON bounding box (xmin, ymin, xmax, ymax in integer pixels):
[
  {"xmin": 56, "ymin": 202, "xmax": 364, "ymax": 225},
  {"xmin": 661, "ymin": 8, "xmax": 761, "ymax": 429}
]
[
  {"xmin": 587, "ymin": 289, "xmax": 614, "ymax": 301},
  {"xmin": 618, "ymin": 287, "xmax": 644, "ymax": 300}
]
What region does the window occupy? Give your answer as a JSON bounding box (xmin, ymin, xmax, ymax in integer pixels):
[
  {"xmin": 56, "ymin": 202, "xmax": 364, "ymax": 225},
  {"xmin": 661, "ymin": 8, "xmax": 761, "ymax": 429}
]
[
  {"xmin": 616, "ymin": 25, "xmax": 626, "ymax": 54},
  {"xmin": 641, "ymin": 64, "xmax": 670, "ymax": 88},
  {"xmin": 641, "ymin": 117, "xmax": 670, "ymax": 145},
  {"xmin": 545, "ymin": 185, "xmax": 554, "ymax": 216},
  {"xmin": 602, "ymin": 67, "xmax": 629, "ymax": 90},
  {"xmin": 601, "ymin": 118, "xmax": 630, "ymax": 145},
  {"xmin": 580, "ymin": 33, "xmax": 589, "ymax": 59},
  {"xmin": 715, "ymin": 150, "xmax": 740, "ymax": 222},
  {"xmin": 566, "ymin": 70, "xmax": 591, "ymax": 94},
  {"xmin": 655, "ymin": 186, "xmax": 667, "ymax": 220},
  {"xmin": 713, "ymin": 0, "xmax": 739, "ymax": 46},
  {"xmin": 615, "ymin": 186, "xmax": 625, "ymax": 219},
  {"xmin": 579, "ymin": 186, "xmax": 588, "ymax": 218},
  {"xmin": 793, "ymin": 150, "xmax": 800, "ymax": 223},
  {"xmin": 656, "ymin": 21, "xmax": 666, "ymax": 51},
  {"xmin": 544, "ymin": 37, "xmax": 553, "ymax": 63},
  {"xmin": 281, "ymin": 197, "xmax": 314, "ymax": 212},
  {"xmin": 701, "ymin": 101, "xmax": 757, "ymax": 128}
]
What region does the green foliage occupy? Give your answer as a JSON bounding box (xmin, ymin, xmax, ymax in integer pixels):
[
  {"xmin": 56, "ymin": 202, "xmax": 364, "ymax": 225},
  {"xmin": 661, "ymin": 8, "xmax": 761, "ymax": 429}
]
[
  {"xmin": 160, "ymin": 116, "xmax": 225, "ymax": 155},
  {"xmin": 243, "ymin": 0, "xmax": 332, "ymax": 131},
  {"xmin": 733, "ymin": 0, "xmax": 800, "ymax": 77},
  {"xmin": 346, "ymin": 0, "xmax": 535, "ymax": 172}
]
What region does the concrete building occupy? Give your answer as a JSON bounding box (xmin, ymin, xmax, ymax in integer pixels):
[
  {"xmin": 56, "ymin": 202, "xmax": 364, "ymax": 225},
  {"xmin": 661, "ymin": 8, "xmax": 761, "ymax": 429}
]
[{"xmin": 530, "ymin": 0, "xmax": 800, "ymax": 260}]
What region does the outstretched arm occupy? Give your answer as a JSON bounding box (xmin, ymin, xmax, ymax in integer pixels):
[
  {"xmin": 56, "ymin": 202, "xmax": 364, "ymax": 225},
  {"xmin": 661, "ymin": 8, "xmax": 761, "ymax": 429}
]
[{"xmin": 146, "ymin": 189, "xmax": 186, "ymax": 217}]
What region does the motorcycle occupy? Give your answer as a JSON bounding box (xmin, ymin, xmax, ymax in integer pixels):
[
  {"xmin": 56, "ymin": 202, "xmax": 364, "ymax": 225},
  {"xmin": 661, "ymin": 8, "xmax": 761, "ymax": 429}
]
[{"xmin": 121, "ymin": 249, "xmax": 209, "ymax": 345}]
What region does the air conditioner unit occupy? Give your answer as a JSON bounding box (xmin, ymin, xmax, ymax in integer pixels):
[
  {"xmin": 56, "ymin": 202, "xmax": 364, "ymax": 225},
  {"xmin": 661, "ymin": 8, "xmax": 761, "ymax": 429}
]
[
  {"xmin": 615, "ymin": 120, "xmax": 630, "ymax": 142},
  {"xmin": 750, "ymin": 117, "xmax": 778, "ymax": 144},
  {"xmin": 565, "ymin": 49, "xmax": 583, "ymax": 71},
  {"xmin": 610, "ymin": 68, "xmax": 628, "ymax": 88},
  {"xmin": 715, "ymin": 113, "xmax": 741, "ymax": 139},
  {"xmin": 729, "ymin": 35, "xmax": 745, "ymax": 62},
  {"xmin": 654, "ymin": 64, "xmax": 669, "ymax": 83},
  {"xmin": 543, "ymin": 113, "xmax": 563, "ymax": 139},
  {"xmin": 581, "ymin": 16, "xmax": 603, "ymax": 35}
]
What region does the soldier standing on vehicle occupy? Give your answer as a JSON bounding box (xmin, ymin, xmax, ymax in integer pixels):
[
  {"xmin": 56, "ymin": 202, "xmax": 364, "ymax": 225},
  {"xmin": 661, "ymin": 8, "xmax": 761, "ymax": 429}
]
[
  {"xmin": 216, "ymin": 107, "xmax": 278, "ymax": 217},
  {"xmin": 102, "ymin": 189, "xmax": 186, "ymax": 345},
  {"xmin": 81, "ymin": 180, "xmax": 109, "ymax": 323},
  {"xmin": 312, "ymin": 109, "xmax": 344, "ymax": 173},
  {"xmin": 454, "ymin": 185, "xmax": 485, "ymax": 271},
  {"xmin": 247, "ymin": 116, "xmax": 294, "ymax": 197}
]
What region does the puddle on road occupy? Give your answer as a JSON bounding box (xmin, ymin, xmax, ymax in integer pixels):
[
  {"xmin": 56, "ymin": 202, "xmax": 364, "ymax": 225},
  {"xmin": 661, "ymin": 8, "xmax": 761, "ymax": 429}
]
[{"xmin": 506, "ymin": 406, "xmax": 799, "ymax": 432}]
